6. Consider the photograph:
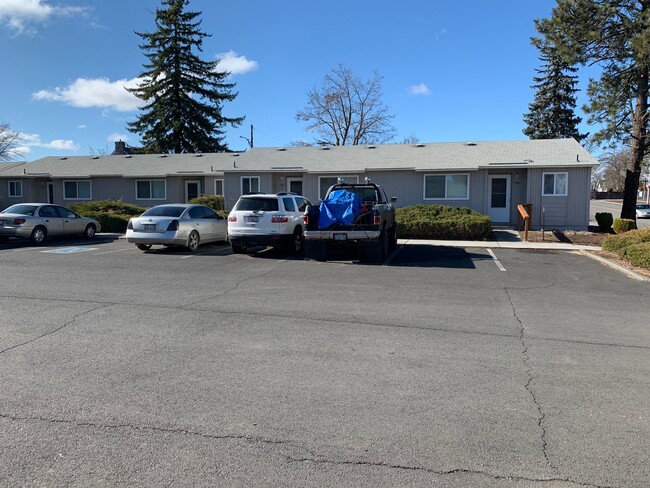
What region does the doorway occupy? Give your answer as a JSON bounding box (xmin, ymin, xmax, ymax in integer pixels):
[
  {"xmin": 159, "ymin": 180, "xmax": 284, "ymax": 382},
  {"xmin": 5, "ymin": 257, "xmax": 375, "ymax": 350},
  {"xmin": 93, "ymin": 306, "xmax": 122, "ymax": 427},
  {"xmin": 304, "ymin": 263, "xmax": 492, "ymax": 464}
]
[
  {"xmin": 488, "ymin": 175, "xmax": 511, "ymax": 223},
  {"xmin": 185, "ymin": 180, "xmax": 201, "ymax": 202},
  {"xmin": 287, "ymin": 178, "xmax": 303, "ymax": 195}
]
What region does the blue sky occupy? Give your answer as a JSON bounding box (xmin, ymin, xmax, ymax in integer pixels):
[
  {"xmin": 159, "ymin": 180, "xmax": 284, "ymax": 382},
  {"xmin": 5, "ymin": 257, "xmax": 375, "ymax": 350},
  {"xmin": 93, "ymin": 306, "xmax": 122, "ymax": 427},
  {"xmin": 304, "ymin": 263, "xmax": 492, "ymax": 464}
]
[{"xmin": 1, "ymin": 0, "xmax": 577, "ymax": 161}]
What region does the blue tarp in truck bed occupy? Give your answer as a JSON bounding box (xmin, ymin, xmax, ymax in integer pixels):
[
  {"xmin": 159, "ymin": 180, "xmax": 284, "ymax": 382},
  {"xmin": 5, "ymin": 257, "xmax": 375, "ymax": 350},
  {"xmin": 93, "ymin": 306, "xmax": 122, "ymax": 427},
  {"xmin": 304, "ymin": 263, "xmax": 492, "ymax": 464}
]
[{"xmin": 317, "ymin": 190, "xmax": 362, "ymax": 229}]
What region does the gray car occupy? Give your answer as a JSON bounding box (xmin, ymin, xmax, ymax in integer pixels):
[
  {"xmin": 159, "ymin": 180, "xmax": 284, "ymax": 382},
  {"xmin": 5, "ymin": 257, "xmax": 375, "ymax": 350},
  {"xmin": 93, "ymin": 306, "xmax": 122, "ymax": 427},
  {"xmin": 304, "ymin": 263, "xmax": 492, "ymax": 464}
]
[
  {"xmin": 636, "ymin": 203, "xmax": 650, "ymax": 218},
  {"xmin": 126, "ymin": 204, "xmax": 227, "ymax": 251},
  {"xmin": 0, "ymin": 203, "xmax": 101, "ymax": 244}
]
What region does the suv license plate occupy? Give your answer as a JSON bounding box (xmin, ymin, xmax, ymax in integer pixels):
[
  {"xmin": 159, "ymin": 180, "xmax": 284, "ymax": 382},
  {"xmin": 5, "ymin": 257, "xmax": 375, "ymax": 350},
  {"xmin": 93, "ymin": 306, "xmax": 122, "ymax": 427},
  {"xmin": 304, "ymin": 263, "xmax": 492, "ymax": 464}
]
[
  {"xmin": 333, "ymin": 233, "xmax": 347, "ymax": 241},
  {"xmin": 247, "ymin": 215, "xmax": 259, "ymax": 222}
]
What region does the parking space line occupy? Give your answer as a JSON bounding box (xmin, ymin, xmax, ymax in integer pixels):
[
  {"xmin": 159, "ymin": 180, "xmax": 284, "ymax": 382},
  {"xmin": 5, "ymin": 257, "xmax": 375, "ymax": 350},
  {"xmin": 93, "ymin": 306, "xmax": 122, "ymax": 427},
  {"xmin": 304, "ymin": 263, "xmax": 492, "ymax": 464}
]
[
  {"xmin": 181, "ymin": 245, "xmax": 231, "ymax": 258},
  {"xmin": 487, "ymin": 248, "xmax": 507, "ymax": 271},
  {"xmin": 91, "ymin": 248, "xmax": 134, "ymax": 256}
]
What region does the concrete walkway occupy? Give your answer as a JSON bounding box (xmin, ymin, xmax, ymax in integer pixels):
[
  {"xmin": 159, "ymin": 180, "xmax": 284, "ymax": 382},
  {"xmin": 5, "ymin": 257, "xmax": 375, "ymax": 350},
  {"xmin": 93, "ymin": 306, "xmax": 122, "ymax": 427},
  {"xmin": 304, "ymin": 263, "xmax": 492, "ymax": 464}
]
[{"xmin": 398, "ymin": 229, "xmax": 602, "ymax": 251}]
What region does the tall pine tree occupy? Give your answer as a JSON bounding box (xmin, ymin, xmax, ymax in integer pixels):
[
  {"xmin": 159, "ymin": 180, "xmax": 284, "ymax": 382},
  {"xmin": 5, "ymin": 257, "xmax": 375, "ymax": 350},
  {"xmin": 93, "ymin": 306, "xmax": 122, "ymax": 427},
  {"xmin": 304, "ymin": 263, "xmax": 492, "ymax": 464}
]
[
  {"xmin": 523, "ymin": 42, "xmax": 587, "ymax": 143},
  {"xmin": 127, "ymin": 0, "xmax": 243, "ymax": 153}
]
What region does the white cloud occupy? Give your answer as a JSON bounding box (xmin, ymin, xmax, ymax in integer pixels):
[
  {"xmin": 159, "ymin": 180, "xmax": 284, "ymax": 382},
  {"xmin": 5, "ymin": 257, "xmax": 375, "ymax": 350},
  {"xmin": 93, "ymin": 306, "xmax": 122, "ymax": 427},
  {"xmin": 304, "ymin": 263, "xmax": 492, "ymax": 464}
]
[
  {"xmin": 33, "ymin": 77, "xmax": 142, "ymax": 112},
  {"xmin": 19, "ymin": 132, "xmax": 79, "ymax": 152},
  {"xmin": 0, "ymin": 0, "xmax": 87, "ymax": 34},
  {"xmin": 77, "ymin": 124, "xmax": 87, "ymax": 129},
  {"xmin": 408, "ymin": 83, "xmax": 431, "ymax": 96},
  {"xmin": 107, "ymin": 133, "xmax": 129, "ymax": 142},
  {"xmin": 216, "ymin": 50, "xmax": 258, "ymax": 75}
]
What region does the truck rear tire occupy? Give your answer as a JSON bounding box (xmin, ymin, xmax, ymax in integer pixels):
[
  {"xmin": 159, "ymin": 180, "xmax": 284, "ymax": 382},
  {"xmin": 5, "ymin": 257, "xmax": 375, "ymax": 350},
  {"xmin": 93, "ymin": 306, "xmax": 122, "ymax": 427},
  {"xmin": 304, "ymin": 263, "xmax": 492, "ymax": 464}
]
[{"xmin": 388, "ymin": 223, "xmax": 398, "ymax": 251}]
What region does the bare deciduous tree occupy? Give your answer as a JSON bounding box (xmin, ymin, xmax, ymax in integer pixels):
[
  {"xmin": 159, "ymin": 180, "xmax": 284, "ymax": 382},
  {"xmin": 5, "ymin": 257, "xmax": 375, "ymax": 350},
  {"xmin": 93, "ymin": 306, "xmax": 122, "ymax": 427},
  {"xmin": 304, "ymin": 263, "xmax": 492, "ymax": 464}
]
[
  {"xmin": 0, "ymin": 123, "xmax": 23, "ymax": 161},
  {"xmin": 296, "ymin": 65, "xmax": 396, "ymax": 146},
  {"xmin": 599, "ymin": 148, "xmax": 632, "ymax": 192}
]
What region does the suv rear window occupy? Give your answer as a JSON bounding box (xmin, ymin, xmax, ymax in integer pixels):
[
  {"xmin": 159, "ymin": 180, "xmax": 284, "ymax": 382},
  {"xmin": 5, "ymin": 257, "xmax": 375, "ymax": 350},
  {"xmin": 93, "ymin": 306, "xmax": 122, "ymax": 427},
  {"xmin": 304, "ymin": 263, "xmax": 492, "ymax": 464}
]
[{"xmin": 234, "ymin": 198, "xmax": 279, "ymax": 212}]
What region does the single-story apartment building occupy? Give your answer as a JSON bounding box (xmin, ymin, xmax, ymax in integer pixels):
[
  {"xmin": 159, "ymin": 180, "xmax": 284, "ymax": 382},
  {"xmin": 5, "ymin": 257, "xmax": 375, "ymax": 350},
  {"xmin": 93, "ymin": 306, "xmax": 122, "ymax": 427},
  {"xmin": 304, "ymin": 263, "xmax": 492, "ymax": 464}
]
[{"xmin": 0, "ymin": 138, "xmax": 598, "ymax": 230}]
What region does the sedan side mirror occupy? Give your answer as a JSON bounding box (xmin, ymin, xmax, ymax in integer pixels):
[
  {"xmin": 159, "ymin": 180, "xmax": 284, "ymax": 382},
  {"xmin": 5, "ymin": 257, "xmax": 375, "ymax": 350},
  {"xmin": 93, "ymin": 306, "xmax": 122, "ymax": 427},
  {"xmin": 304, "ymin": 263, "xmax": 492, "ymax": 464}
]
[{"xmin": 390, "ymin": 197, "xmax": 397, "ymax": 203}]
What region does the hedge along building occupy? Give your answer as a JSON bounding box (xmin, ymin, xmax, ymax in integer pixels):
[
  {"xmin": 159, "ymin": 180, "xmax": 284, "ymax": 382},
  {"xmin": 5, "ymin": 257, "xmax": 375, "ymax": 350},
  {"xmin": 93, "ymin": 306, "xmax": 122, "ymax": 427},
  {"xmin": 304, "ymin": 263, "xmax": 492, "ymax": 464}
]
[{"xmin": 0, "ymin": 138, "xmax": 598, "ymax": 230}]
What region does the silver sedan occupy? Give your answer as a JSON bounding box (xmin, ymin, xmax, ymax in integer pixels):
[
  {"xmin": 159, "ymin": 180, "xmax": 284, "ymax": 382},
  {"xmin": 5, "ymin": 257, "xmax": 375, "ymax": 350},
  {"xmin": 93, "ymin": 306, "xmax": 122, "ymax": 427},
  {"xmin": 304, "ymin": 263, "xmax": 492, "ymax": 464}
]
[
  {"xmin": 126, "ymin": 204, "xmax": 227, "ymax": 251},
  {"xmin": 0, "ymin": 203, "xmax": 101, "ymax": 244},
  {"xmin": 636, "ymin": 203, "xmax": 650, "ymax": 218}
]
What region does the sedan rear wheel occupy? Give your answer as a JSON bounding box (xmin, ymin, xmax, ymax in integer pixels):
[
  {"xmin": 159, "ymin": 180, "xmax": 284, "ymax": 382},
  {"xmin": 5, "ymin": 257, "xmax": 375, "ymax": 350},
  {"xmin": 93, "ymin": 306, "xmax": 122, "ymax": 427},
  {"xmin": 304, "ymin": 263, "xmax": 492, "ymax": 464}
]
[
  {"xmin": 83, "ymin": 224, "xmax": 96, "ymax": 239},
  {"xmin": 30, "ymin": 226, "xmax": 47, "ymax": 245},
  {"xmin": 187, "ymin": 231, "xmax": 200, "ymax": 252}
]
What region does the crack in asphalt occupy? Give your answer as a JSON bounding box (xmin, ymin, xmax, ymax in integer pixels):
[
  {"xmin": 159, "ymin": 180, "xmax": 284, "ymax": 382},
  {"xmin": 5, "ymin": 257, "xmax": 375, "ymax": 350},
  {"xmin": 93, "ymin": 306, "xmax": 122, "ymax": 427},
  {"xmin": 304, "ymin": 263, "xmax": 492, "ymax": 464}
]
[
  {"xmin": 1, "ymin": 293, "xmax": 648, "ymax": 352},
  {"xmin": 0, "ymin": 413, "xmax": 613, "ymax": 488},
  {"xmin": 505, "ymin": 289, "xmax": 555, "ymax": 476},
  {"xmin": 0, "ymin": 304, "xmax": 112, "ymax": 356},
  {"xmin": 181, "ymin": 261, "xmax": 286, "ymax": 307}
]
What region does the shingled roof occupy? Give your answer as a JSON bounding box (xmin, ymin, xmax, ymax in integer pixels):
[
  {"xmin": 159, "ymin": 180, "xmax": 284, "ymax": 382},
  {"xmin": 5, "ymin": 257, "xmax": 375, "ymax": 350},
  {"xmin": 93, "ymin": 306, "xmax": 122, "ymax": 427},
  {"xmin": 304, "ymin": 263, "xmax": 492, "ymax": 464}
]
[{"xmin": 0, "ymin": 139, "xmax": 597, "ymax": 178}]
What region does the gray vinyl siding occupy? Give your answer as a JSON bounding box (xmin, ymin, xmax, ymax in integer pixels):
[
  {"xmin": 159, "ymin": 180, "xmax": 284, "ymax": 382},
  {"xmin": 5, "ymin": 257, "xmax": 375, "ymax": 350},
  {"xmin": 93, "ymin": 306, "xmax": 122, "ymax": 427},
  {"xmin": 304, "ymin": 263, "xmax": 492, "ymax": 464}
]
[
  {"xmin": 223, "ymin": 173, "xmax": 273, "ymax": 210},
  {"xmin": 526, "ymin": 167, "xmax": 591, "ymax": 230}
]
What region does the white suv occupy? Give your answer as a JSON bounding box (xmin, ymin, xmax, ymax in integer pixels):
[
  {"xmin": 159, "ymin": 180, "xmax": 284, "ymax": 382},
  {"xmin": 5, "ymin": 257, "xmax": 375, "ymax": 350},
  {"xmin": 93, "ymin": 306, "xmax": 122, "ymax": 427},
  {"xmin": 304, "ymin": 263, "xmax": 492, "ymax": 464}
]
[{"xmin": 227, "ymin": 193, "xmax": 311, "ymax": 254}]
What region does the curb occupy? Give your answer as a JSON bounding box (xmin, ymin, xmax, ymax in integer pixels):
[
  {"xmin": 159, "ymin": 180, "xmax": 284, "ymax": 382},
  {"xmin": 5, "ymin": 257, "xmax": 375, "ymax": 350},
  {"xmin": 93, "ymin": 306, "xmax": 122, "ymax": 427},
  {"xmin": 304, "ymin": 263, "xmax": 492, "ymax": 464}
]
[{"xmin": 578, "ymin": 251, "xmax": 650, "ymax": 282}]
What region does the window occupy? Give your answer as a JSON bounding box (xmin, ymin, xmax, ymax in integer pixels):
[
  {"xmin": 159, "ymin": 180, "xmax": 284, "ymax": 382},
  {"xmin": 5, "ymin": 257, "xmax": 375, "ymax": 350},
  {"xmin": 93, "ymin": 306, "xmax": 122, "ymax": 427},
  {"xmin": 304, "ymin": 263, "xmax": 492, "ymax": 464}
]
[
  {"xmin": 233, "ymin": 197, "xmax": 279, "ymax": 212},
  {"xmin": 214, "ymin": 178, "xmax": 224, "ymax": 195},
  {"xmin": 241, "ymin": 176, "xmax": 260, "ymax": 195},
  {"xmin": 296, "ymin": 197, "xmax": 310, "ymax": 212},
  {"xmin": 136, "ymin": 180, "xmax": 166, "ymax": 200},
  {"xmin": 543, "ymin": 172, "xmax": 568, "ymax": 196},
  {"xmin": 424, "ymin": 174, "xmax": 469, "ymax": 200},
  {"xmin": 8, "ymin": 181, "xmax": 22, "ymax": 197},
  {"xmin": 282, "ymin": 197, "xmax": 296, "ymax": 212},
  {"xmin": 63, "ymin": 180, "xmax": 91, "ymax": 200},
  {"xmin": 318, "ymin": 176, "xmax": 358, "ymax": 199}
]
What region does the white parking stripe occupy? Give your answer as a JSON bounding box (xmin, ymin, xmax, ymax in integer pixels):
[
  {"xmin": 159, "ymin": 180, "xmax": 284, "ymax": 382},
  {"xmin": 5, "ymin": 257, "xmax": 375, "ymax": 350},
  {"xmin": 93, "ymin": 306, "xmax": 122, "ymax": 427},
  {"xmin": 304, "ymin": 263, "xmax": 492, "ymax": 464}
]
[
  {"xmin": 487, "ymin": 248, "xmax": 506, "ymax": 272},
  {"xmin": 91, "ymin": 248, "xmax": 134, "ymax": 256},
  {"xmin": 181, "ymin": 245, "xmax": 231, "ymax": 259}
]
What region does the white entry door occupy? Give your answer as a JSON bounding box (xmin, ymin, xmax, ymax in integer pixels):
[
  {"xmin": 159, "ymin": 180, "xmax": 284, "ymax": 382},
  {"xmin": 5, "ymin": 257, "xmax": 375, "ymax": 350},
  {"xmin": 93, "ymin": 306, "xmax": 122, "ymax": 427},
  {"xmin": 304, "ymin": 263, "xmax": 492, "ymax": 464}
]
[
  {"xmin": 185, "ymin": 180, "xmax": 201, "ymax": 202},
  {"xmin": 488, "ymin": 175, "xmax": 511, "ymax": 223}
]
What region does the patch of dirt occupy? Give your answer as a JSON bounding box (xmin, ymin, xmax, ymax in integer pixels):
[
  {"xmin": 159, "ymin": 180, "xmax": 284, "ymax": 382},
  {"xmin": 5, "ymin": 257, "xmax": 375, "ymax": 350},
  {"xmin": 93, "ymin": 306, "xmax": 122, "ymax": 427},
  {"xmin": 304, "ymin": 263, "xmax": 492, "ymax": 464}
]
[{"xmin": 519, "ymin": 228, "xmax": 609, "ymax": 247}]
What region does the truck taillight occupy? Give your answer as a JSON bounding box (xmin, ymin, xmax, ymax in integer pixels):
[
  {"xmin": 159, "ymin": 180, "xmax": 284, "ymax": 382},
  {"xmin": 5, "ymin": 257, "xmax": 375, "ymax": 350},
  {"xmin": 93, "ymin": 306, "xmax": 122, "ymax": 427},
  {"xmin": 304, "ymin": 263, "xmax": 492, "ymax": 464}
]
[
  {"xmin": 272, "ymin": 216, "xmax": 289, "ymax": 223},
  {"xmin": 373, "ymin": 215, "xmax": 381, "ymax": 225},
  {"xmin": 303, "ymin": 215, "xmax": 309, "ymax": 225},
  {"xmin": 228, "ymin": 216, "xmax": 237, "ymax": 222},
  {"xmin": 13, "ymin": 218, "xmax": 26, "ymax": 225}
]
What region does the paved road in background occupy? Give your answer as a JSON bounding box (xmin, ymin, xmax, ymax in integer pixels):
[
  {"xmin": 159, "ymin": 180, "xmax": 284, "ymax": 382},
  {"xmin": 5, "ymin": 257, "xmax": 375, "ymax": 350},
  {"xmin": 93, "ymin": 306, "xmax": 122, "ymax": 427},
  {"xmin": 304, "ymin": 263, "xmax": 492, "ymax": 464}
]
[
  {"xmin": 591, "ymin": 199, "xmax": 650, "ymax": 228},
  {"xmin": 0, "ymin": 237, "xmax": 648, "ymax": 487}
]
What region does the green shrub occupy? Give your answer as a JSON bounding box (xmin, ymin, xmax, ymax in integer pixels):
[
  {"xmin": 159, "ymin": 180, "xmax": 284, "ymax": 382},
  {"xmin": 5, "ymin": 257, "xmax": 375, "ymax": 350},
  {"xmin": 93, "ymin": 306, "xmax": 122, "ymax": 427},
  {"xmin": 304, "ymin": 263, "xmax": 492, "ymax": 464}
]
[
  {"xmin": 189, "ymin": 195, "xmax": 225, "ymax": 211},
  {"xmin": 603, "ymin": 227, "xmax": 650, "ymax": 254},
  {"xmin": 396, "ymin": 204, "xmax": 492, "ymax": 240},
  {"xmin": 613, "ymin": 218, "xmax": 636, "ymax": 234},
  {"xmin": 621, "ymin": 242, "xmax": 650, "ymax": 269},
  {"xmin": 595, "ymin": 212, "xmax": 613, "ymax": 231},
  {"xmin": 80, "ymin": 211, "xmax": 132, "ymax": 233},
  {"xmin": 70, "ymin": 200, "xmax": 145, "ymax": 216}
]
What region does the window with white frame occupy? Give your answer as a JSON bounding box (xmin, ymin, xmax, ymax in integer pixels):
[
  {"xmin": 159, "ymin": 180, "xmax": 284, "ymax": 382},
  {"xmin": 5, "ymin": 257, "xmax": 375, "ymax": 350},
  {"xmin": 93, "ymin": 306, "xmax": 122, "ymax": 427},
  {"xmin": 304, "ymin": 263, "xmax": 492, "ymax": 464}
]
[
  {"xmin": 214, "ymin": 178, "xmax": 224, "ymax": 196},
  {"xmin": 63, "ymin": 180, "xmax": 91, "ymax": 200},
  {"xmin": 542, "ymin": 172, "xmax": 568, "ymax": 196},
  {"xmin": 318, "ymin": 176, "xmax": 358, "ymax": 199},
  {"xmin": 424, "ymin": 174, "xmax": 469, "ymax": 200},
  {"xmin": 8, "ymin": 181, "xmax": 22, "ymax": 197},
  {"xmin": 241, "ymin": 176, "xmax": 260, "ymax": 195},
  {"xmin": 136, "ymin": 180, "xmax": 166, "ymax": 200}
]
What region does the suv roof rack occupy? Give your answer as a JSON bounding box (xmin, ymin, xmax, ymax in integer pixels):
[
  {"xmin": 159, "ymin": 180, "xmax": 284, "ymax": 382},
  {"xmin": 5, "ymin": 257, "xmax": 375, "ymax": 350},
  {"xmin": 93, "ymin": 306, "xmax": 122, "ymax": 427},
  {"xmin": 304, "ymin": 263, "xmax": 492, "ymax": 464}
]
[{"xmin": 276, "ymin": 192, "xmax": 298, "ymax": 196}]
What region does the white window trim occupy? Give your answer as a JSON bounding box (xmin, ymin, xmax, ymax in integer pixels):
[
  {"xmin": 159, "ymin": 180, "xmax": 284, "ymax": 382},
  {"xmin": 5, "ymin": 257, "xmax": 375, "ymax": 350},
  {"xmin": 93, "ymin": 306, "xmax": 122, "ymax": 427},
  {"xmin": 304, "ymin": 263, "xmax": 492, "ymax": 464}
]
[
  {"xmin": 135, "ymin": 179, "xmax": 167, "ymax": 200},
  {"xmin": 240, "ymin": 176, "xmax": 260, "ymax": 195},
  {"xmin": 423, "ymin": 173, "xmax": 470, "ymax": 200},
  {"xmin": 318, "ymin": 175, "xmax": 359, "ymax": 198},
  {"xmin": 542, "ymin": 172, "xmax": 568, "ymax": 197},
  {"xmin": 214, "ymin": 178, "xmax": 224, "ymax": 196},
  {"xmin": 63, "ymin": 180, "xmax": 92, "ymax": 200},
  {"xmin": 8, "ymin": 180, "xmax": 22, "ymax": 198}
]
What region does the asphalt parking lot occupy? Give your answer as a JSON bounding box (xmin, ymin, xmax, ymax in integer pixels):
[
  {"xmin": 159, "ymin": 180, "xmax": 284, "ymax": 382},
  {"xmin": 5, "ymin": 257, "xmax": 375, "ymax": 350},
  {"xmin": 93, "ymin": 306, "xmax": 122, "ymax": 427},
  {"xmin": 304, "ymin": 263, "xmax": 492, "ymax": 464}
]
[{"xmin": 0, "ymin": 236, "xmax": 648, "ymax": 487}]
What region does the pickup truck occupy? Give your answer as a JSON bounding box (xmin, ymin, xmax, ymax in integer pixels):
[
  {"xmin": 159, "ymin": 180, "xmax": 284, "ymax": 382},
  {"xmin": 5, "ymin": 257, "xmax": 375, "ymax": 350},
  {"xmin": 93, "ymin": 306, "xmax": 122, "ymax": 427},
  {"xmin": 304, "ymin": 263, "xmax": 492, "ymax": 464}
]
[{"xmin": 303, "ymin": 181, "xmax": 397, "ymax": 262}]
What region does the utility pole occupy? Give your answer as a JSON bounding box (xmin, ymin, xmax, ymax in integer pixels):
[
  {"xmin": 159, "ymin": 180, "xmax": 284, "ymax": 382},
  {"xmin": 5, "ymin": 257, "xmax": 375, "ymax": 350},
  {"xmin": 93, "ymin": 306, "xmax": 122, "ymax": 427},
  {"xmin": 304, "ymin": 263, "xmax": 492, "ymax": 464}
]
[{"xmin": 240, "ymin": 125, "xmax": 254, "ymax": 149}]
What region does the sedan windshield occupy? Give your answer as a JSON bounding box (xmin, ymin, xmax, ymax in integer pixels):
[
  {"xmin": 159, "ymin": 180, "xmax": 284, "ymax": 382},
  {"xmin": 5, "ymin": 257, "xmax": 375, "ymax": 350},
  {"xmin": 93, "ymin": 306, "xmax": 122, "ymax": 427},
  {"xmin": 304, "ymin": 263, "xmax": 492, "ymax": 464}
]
[
  {"xmin": 141, "ymin": 206, "xmax": 186, "ymax": 218},
  {"xmin": 234, "ymin": 198, "xmax": 279, "ymax": 212},
  {"xmin": 2, "ymin": 204, "xmax": 39, "ymax": 216}
]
